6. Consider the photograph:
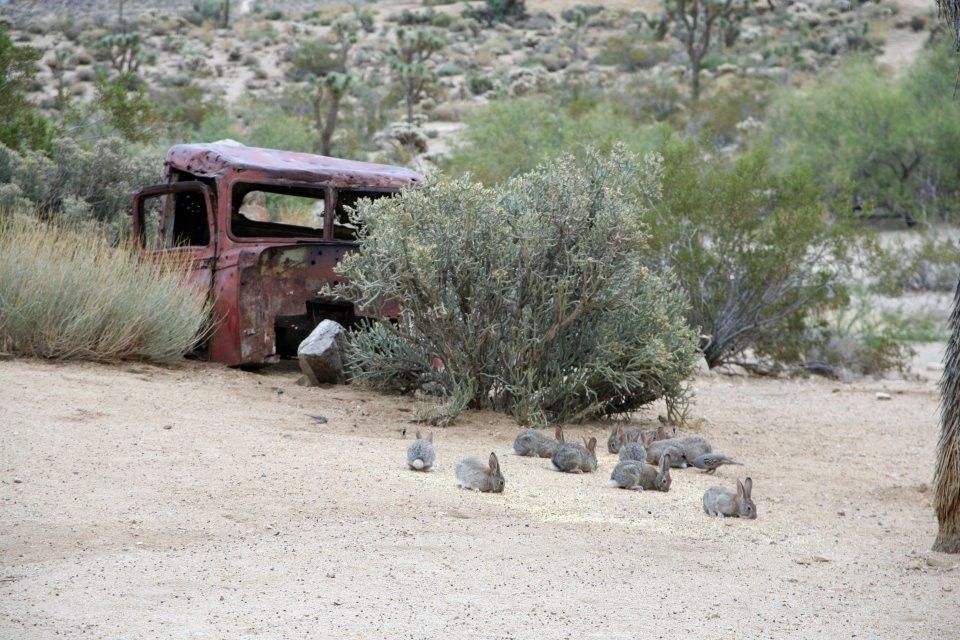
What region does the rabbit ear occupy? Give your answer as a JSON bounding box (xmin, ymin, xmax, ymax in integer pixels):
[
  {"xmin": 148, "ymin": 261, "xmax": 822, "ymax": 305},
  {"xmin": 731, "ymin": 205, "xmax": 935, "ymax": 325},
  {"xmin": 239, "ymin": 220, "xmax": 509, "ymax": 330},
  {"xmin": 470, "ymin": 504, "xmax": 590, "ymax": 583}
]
[
  {"xmin": 488, "ymin": 452, "xmax": 500, "ymax": 473},
  {"xmin": 586, "ymin": 437, "xmax": 597, "ymax": 453},
  {"xmin": 415, "ymin": 430, "xmax": 422, "ymax": 440},
  {"xmin": 555, "ymin": 425, "xmax": 564, "ymax": 443},
  {"xmin": 641, "ymin": 432, "xmax": 653, "ymax": 447},
  {"xmin": 743, "ymin": 477, "xmax": 753, "ymax": 498},
  {"xmin": 660, "ymin": 454, "xmax": 670, "ymax": 473},
  {"xmin": 656, "ymin": 425, "xmax": 667, "ymax": 440},
  {"xmin": 427, "ymin": 431, "xmax": 434, "ymax": 443},
  {"xmin": 737, "ymin": 479, "xmax": 746, "ymax": 499}
]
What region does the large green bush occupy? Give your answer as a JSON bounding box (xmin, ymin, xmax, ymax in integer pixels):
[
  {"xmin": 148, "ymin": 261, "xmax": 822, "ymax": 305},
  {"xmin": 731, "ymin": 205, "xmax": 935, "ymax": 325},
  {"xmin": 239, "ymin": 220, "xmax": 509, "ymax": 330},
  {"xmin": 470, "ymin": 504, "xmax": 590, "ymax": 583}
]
[
  {"xmin": 646, "ymin": 138, "xmax": 854, "ymax": 368},
  {"xmin": 336, "ymin": 148, "xmax": 698, "ymax": 426},
  {"xmin": 0, "ymin": 28, "xmax": 52, "ymax": 152},
  {"xmin": 771, "ymin": 43, "xmax": 960, "ymax": 224}
]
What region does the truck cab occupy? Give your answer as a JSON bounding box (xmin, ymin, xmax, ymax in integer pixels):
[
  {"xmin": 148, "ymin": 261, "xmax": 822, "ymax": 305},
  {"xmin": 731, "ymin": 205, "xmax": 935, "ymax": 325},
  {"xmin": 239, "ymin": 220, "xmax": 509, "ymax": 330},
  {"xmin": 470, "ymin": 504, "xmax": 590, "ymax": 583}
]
[{"xmin": 131, "ymin": 142, "xmax": 424, "ymax": 366}]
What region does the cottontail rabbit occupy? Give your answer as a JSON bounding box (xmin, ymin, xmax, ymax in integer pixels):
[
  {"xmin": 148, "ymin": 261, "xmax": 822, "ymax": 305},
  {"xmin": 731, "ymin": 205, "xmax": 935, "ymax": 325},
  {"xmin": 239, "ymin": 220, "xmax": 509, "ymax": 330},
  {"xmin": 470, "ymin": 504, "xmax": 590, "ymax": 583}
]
[
  {"xmin": 609, "ymin": 454, "xmax": 672, "ymax": 491},
  {"xmin": 455, "ymin": 452, "xmax": 505, "ymax": 493},
  {"xmin": 646, "ymin": 440, "xmax": 688, "ymax": 468},
  {"xmin": 676, "ymin": 435, "xmax": 712, "ymax": 459},
  {"xmin": 618, "ymin": 431, "xmax": 651, "ymax": 463},
  {"xmin": 551, "ymin": 436, "xmax": 598, "ymax": 473},
  {"xmin": 702, "ymin": 477, "xmax": 756, "ymax": 518},
  {"xmin": 642, "ymin": 425, "xmax": 675, "ymax": 442},
  {"xmin": 607, "ymin": 424, "xmax": 643, "ymax": 454},
  {"xmin": 513, "ymin": 425, "xmax": 564, "ymax": 458},
  {"xmin": 406, "ymin": 430, "xmax": 435, "ymax": 471}
]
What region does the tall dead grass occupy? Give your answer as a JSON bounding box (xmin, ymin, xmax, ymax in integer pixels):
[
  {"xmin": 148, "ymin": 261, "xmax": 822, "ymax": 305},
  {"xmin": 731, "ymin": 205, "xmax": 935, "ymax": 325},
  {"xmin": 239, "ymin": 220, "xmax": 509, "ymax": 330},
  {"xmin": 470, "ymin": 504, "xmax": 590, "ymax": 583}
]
[{"xmin": 0, "ymin": 215, "xmax": 211, "ymax": 362}]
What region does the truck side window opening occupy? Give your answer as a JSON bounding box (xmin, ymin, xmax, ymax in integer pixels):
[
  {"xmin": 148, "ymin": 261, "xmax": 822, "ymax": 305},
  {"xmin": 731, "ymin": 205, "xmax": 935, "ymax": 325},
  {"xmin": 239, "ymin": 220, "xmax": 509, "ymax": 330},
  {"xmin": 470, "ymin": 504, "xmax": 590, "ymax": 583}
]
[
  {"xmin": 231, "ymin": 183, "xmax": 326, "ymax": 239},
  {"xmin": 165, "ymin": 190, "xmax": 211, "ymax": 247},
  {"xmin": 333, "ymin": 190, "xmax": 396, "ymax": 241}
]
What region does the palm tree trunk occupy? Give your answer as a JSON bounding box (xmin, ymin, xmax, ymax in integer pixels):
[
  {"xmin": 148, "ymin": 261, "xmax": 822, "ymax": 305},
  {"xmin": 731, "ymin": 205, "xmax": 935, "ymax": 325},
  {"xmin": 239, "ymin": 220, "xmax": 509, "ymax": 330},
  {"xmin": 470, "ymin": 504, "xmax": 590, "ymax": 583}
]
[{"xmin": 934, "ymin": 277, "xmax": 960, "ymax": 553}]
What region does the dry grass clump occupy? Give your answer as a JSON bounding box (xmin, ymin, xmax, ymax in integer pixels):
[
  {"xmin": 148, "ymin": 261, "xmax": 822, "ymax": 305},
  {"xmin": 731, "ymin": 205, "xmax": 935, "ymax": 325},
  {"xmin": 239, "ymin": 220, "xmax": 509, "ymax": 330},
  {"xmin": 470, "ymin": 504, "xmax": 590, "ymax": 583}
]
[{"xmin": 0, "ymin": 214, "xmax": 211, "ymax": 362}]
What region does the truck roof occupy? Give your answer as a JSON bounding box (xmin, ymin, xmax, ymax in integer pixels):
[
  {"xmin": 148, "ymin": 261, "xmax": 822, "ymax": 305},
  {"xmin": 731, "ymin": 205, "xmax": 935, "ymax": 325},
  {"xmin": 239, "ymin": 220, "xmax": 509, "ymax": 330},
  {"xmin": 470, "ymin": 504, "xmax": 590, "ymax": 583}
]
[{"xmin": 165, "ymin": 142, "xmax": 425, "ymax": 189}]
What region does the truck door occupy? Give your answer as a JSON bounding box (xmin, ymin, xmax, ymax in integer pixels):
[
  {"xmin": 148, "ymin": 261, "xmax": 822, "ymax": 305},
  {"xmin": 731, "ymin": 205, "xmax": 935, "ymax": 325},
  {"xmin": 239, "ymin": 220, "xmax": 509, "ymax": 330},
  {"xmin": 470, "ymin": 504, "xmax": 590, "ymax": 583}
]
[{"xmin": 132, "ymin": 181, "xmax": 217, "ymax": 295}]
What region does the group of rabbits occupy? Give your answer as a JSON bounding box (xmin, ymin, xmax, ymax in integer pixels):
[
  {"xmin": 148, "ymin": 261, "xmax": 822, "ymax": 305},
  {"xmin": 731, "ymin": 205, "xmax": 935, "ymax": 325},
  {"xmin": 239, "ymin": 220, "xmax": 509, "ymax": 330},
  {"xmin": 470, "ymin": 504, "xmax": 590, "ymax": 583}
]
[{"xmin": 405, "ymin": 422, "xmax": 756, "ymax": 519}]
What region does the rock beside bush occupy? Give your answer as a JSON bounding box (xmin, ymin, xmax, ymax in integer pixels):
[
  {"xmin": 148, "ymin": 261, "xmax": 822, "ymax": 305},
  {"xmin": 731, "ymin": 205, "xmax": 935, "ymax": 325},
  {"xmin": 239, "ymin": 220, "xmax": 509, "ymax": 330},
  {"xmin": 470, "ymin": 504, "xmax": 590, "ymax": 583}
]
[{"xmin": 298, "ymin": 320, "xmax": 349, "ymax": 385}]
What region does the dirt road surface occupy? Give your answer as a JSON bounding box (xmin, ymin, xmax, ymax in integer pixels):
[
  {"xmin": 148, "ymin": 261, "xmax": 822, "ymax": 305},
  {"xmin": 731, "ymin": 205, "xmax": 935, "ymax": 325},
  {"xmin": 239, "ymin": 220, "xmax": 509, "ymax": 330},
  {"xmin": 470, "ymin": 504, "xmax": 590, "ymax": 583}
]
[{"xmin": 1, "ymin": 358, "xmax": 957, "ymax": 638}]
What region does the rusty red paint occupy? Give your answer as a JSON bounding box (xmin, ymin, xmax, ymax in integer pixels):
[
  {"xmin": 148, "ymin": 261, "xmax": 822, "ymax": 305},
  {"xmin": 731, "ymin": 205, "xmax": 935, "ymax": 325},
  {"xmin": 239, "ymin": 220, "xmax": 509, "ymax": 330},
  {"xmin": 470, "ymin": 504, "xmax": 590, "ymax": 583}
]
[
  {"xmin": 165, "ymin": 142, "xmax": 423, "ymax": 189},
  {"xmin": 131, "ymin": 143, "xmax": 424, "ymax": 367}
]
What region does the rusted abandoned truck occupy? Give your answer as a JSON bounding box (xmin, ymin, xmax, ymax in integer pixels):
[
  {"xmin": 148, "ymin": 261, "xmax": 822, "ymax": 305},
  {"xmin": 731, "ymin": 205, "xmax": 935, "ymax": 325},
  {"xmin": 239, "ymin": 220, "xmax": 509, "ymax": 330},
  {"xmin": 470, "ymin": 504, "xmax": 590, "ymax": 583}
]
[{"xmin": 131, "ymin": 142, "xmax": 424, "ymax": 366}]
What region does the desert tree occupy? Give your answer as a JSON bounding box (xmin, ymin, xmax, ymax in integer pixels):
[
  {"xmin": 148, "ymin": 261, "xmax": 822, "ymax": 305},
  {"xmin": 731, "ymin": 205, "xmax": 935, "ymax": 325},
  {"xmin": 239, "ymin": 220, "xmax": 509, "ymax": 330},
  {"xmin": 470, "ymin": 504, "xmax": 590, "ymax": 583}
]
[
  {"xmin": 313, "ymin": 18, "xmax": 357, "ymax": 156},
  {"xmin": 661, "ymin": 0, "xmax": 747, "ymax": 102},
  {"xmin": 388, "ymin": 27, "xmax": 445, "ymax": 123},
  {"xmin": 95, "ymin": 31, "xmax": 144, "ymax": 74},
  {"xmin": 933, "ymin": 0, "xmax": 960, "ymax": 554},
  {"xmin": 0, "ymin": 29, "xmax": 51, "ymax": 152}
]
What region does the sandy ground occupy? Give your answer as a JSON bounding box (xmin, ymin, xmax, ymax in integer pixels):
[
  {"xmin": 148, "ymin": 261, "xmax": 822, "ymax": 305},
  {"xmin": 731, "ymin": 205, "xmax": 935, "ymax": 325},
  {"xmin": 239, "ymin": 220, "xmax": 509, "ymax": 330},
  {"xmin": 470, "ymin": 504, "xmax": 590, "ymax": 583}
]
[{"xmin": 1, "ymin": 356, "xmax": 957, "ymax": 639}]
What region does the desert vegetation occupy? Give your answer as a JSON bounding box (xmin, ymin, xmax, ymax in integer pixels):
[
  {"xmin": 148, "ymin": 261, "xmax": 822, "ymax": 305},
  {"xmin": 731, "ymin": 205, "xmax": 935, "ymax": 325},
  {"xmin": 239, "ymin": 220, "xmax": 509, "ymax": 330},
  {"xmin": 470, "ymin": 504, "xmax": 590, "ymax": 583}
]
[
  {"xmin": 0, "ymin": 214, "xmax": 210, "ymax": 361},
  {"xmin": 0, "ymin": 0, "xmax": 953, "ymax": 381},
  {"xmin": 338, "ymin": 148, "xmax": 698, "ymax": 426},
  {"xmin": 1, "ymin": 4, "xmax": 959, "ymax": 638}
]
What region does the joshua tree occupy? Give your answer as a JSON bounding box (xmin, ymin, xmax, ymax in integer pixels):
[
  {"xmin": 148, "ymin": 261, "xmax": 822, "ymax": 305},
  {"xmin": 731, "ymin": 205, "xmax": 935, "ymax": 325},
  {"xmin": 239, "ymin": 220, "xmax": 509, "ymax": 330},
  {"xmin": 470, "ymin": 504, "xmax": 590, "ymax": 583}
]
[
  {"xmin": 312, "ymin": 18, "xmax": 357, "ymax": 156},
  {"xmin": 661, "ymin": 0, "xmax": 748, "ymax": 102},
  {"xmin": 934, "ymin": 0, "xmax": 960, "ymax": 554},
  {"xmin": 388, "ymin": 28, "xmax": 445, "ymax": 123},
  {"xmin": 937, "ymin": 0, "xmax": 959, "ymax": 50}
]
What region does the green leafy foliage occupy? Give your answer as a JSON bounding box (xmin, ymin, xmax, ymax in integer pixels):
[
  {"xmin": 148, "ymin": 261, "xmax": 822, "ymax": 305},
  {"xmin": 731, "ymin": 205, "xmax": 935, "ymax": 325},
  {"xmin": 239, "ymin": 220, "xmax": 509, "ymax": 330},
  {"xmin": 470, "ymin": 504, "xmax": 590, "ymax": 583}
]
[
  {"xmin": 0, "ymin": 28, "xmax": 52, "ymax": 152},
  {"xmin": 443, "ymin": 97, "xmax": 668, "ymax": 184},
  {"xmin": 463, "ymin": 0, "xmax": 527, "ymax": 26},
  {"xmin": 645, "ymin": 137, "xmax": 854, "ymax": 368},
  {"xmin": 771, "ymin": 44, "xmax": 960, "ymax": 224},
  {"xmin": 94, "ymin": 72, "xmax": 162, "ymax": 143},
  {"xmin": 0, "ymin": 138, "xmax": 159, "ymax": 234},
  {"xmin": 336, "ymin": 148, "xmax": 698, "ymax": 426}
]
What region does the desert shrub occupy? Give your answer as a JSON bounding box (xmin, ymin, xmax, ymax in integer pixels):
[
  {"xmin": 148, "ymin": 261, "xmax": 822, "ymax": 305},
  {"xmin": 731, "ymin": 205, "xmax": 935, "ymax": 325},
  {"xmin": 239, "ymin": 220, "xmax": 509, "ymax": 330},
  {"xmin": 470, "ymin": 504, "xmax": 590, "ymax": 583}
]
[
  {"xmin": 155, "ymin": 83, "xmax": 223, "ymax": 131},
  {"xmin": 245, "ymin": 106, "xmax": 315, "ymax": 153},
  {"xmin": 463, "ymin": 0, "xmax": 527, "ymax": 26},
  {"xmin": 443, "ymin": 97, "xmax": 668, "ymax": 184},
  {"xmin": 94, "ymin": 72, "xmax": 162, "ymax": 142},
  {"xmin": 0, "ymin": 138, "xmax": 159, "ymax": 233},
  {"xmin": 336, "ymin": 148, "xmax": 698, "ymax": 426},
  {"xmin": 771, "ymin": 44, "xmax": 960, "ymax": 224},
  {"xmin": 646, "ymin": 138, "xmax": 855, "ymax": 368},
  {"xmin": 287, "ymin": 39, "xmax": 341, "ymax": 82},
  {"xmin": 466, "ymin": 73, "xmax": 496, "ymax": 95},
  {"xmin": 871, "ymin": 231, "xmax": 960, "ymax": 294},
  {"xmin": 597, "ymin": 37, "xmax": 672, "ymax": 71},
  {"xmin": 804, "ymin": 291, "xmax": 916, "ymax": 377},
  {"xmin": 0, "ymin": 28, "xmax": 52, "ymax": 152},
  {"xmin": 686, "ymin": 77, "xmax": 772, "ymax": 149},
  {"xmin": 0, "ymin": 214, "xmax": 210, "ymax": 361}
]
